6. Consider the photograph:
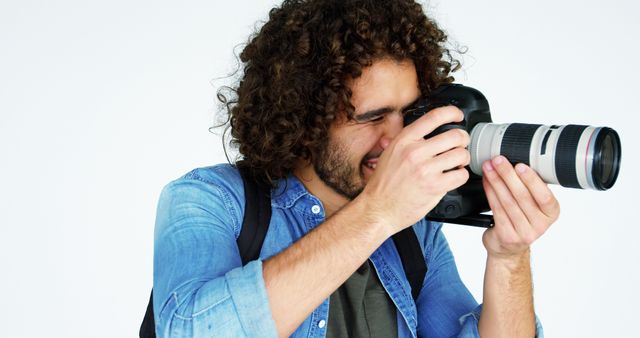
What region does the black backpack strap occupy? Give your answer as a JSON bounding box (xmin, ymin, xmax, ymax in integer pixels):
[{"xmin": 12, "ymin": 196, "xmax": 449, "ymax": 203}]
[
  {"xmin": 139, "ymin": 290, "xmax": 155, "ymax": 338},
  {"xmin": 392, "ymin": 227, "xmax": 428, "ymax": 303},
  {"xmin": 139, "ymin": 166, "xmax": 273, "ymax": 338},
  {"xmin": 236, "ymin": 166, "xmax": 272, "ymax": 264}
]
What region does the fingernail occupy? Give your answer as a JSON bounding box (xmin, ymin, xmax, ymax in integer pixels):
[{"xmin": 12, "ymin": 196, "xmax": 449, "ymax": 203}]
[
  {"xmin": 493, "ymin": 156, "xmax": 504, "ymax": 165},
  {"xmin": 516, "ymin": 163, "xmax": 527, "ymax": 174},
  {"xmin": 483, "ymin": 161, "xmax": 494, "ymax": 172}
]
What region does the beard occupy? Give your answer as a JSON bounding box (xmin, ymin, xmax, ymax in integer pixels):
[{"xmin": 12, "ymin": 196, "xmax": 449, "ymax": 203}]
[{"xmin": 312, "ymin": 138, "xmax": 365, "ymax": 200}]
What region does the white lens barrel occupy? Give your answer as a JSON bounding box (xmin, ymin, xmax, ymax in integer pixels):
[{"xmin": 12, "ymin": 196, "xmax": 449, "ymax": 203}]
[
  {"xmin": 575, "ymin": 126, "xmax": 600, "ymax": 189},
  {"xmin": 469, "ymin": 122, "xmax": 504, "ymax": 176}
]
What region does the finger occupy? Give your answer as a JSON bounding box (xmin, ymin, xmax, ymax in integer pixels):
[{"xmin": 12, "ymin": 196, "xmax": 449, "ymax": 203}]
[
  {"xmin": 514, "ymin": 163, "xmax": 560, "ymax": 220},
  {"xmin": 490, "ymin": 156, "xmax": 546, "ymax": 224},
  {"xmin": 424, "ymin": 128, "xmax": 470, "ymax": 157},
  {"xmin": 403, "ymin": 106, "xmax": 464, "ymax": 141},
  {"xmin": 482, "ymin": 175, "xmax": 516, "ymax": 238},
  {"xmin": 482, "ymin": 160, "xmax": 537, "ymax": 241},
  {"xmin": 431, "ymin": 147, "xmax": 470, "ymax": 172},
  {"xmin": 438, "ymin": 166, "xmax": 470, "ymax": 191}
]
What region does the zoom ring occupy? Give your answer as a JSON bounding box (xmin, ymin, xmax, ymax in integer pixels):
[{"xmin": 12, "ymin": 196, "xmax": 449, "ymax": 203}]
[{"xmin": 500, "ymin": 123, "xmax": 539, "ymax": 166}]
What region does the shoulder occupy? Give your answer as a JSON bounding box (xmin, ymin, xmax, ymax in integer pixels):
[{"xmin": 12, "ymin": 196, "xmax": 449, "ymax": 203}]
[
  {"xmin": 156, "ymin": 163, "xmax": 246, "ymax": 236},
  {"xmin": 179, "ymin": 163, "xmax": 243, "ymax": 189}
]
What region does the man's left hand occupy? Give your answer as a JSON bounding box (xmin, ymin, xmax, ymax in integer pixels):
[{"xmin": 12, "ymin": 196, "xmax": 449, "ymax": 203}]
[{"xmin": 481, "ymin": 155, "xmax": 561, "ymax": 259}]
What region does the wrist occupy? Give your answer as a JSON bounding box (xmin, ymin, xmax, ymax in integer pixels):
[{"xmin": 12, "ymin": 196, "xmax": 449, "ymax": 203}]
[
  {"xmin": 486, "ymin": 249, "xmax": 531, "ymax": 272},
  {"xmin": 347, "ymin": 193, "xmax": 394, "ymax": 242}
]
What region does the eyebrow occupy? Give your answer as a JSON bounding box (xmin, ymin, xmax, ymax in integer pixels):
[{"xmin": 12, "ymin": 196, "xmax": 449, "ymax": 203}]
[{"xmin": 354, "ymin": 98, "xmax": 420, "ymax": 122}]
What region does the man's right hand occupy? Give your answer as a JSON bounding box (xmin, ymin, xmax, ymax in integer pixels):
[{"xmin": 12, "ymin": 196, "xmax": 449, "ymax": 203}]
[{"xmin": 357, "ymin": 106, "xmax": 471, "ymax": 235}]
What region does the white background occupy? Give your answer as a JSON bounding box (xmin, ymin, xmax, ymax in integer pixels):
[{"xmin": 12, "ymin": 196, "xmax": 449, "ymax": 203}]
[{"xmin": 1, "ymin": 0, "xmax": 638, "ymax": 337}]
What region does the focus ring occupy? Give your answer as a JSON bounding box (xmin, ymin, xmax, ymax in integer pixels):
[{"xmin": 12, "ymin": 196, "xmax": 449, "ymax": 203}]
[
  {"xmin": 501, "ymin": 123, "xmax": 539, "ymax": 166},
  {"xmin": 555, "ymin": 125, "xmax": 587, "ymax": 188}
]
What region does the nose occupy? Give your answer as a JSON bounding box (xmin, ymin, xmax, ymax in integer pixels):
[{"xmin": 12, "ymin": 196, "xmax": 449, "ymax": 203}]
[{"xmin": 379, "ymin": 111, "xmax": 405, "ymax": 150}]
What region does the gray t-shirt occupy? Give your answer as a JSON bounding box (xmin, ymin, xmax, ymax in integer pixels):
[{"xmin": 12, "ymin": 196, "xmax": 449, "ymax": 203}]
[{"xmin": 326, "ymin": 260, "xmax": 398, "ymax": 337}]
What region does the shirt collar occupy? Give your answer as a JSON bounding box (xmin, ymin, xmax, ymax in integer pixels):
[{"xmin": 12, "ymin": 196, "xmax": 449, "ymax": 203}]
[{"xmin": 271, "ymin": 173, "xmax": 320, "ymax": 209}]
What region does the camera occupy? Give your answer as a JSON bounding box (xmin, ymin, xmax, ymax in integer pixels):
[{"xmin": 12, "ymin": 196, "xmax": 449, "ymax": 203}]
[{"xmin": 403, "ymin": 84, "xmax": 622, "ymax": 227}]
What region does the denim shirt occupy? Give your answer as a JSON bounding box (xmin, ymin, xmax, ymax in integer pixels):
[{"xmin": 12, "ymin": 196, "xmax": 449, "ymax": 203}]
[{"xmin": 153, "ymin": 164, "xmax": 543, "ymax": 337}]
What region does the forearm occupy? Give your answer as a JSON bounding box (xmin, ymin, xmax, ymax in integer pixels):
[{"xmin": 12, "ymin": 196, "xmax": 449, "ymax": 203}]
[
  {"xmin": 478, "ymin": 250, "xmax": 535, "ymax": 338},
  {"xmin": 262, "ymin": 196, "xmax": 390, "ymax": 337}
]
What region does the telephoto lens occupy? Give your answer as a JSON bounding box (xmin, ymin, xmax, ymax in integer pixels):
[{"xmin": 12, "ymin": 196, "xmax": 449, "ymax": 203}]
[{"xmin": 469, "ymin": 123, "xmax": 621, "ymax": 190}]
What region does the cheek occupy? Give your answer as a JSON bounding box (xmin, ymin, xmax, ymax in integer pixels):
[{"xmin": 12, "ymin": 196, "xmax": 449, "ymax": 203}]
[
  {"xmin": 334, "ymin": 127, "xmax": 380, "ymax": 160},
  {"xmin": 351, "ymin": 138, "xmax": 377, "ymax": 160}
]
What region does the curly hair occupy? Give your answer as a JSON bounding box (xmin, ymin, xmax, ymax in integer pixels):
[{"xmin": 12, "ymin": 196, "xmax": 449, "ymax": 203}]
[{"xmin": 219, "ymin": 0, "xmax": 461, "ymax": 185}]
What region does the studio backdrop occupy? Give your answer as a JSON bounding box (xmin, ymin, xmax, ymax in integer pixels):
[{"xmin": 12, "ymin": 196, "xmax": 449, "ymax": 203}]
[{"xmin": 0, "ymin": 0, "xmax": 638, "ymax": 337}]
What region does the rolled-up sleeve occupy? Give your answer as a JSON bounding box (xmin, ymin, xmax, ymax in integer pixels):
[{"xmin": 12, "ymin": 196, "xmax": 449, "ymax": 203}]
[
  {"xmin": 416, "ymin": 223, "xmax": 544, "ymax": 338},
  {"xmin": 457, "ymin": 304, "xmax": 544, "ymax": 337},
  {"xmin": 152, "ymin": 174, "xmax": 278, "ymax": 338}
]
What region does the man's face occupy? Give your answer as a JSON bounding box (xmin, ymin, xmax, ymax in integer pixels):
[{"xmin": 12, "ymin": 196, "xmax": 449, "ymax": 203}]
[{"xmin": 312, "ymin": 58, "xmax": 421, "ymax": 199}]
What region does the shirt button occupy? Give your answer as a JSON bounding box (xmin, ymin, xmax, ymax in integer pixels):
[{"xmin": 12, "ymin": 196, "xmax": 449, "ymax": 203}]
[
  {"xmin": 318, "ymin": 319, "xmax": 326, "ymax": 328},
  {"xmin": 311, "ymin": 205, "xmax": 321, "ymax": 214}
]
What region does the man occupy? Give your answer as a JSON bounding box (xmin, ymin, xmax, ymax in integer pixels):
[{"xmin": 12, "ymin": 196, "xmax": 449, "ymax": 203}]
[{"xmin": 153, "ymin": 0, "xmax": 559, "ymax": 337}]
